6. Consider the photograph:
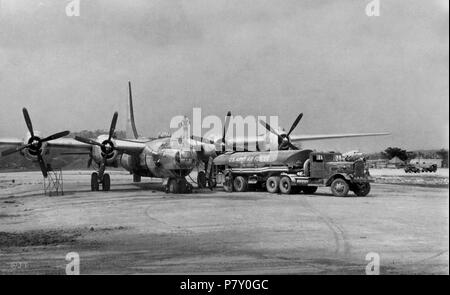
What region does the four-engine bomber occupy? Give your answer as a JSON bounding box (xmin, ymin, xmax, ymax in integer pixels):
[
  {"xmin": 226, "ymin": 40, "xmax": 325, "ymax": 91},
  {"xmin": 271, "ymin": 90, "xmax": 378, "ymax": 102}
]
[{"xmin": 212, "ymin": 150, "xmax": 372, "ymax": 197}]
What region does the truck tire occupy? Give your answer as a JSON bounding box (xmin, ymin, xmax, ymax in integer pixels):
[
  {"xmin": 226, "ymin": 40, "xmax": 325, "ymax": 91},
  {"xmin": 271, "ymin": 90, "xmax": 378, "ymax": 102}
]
[
  {"xmin": 223, "ymin": 172, "xmax": 233, "ymax": 192},
  {"xmin": 301, "ymin": 186, "xmax": 318, "ymax": 194},
  {"xmin": 233, "ymin": 176, "xmax": 248, "ymax": 192},
  {"xmin": 266, "ymin": 176, "xmax": 280, "ymax": 194},
  {"xmin": 353, "ymin": 182, "xmax": 371, "ymax": 197},
  {"xmin": 279, "ymin": 176, "xmax": 292, "ymax": 194},
  {"xmin": 330, "ymin": 178, "xmax": 350, "ymax": 197}
]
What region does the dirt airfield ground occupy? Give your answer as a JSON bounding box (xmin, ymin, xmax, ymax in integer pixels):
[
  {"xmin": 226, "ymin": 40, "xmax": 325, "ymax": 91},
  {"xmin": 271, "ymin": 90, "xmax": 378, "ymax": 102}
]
[{"xmin": 0, "ymin": 169, "xmax": 448, "ymax": 275}]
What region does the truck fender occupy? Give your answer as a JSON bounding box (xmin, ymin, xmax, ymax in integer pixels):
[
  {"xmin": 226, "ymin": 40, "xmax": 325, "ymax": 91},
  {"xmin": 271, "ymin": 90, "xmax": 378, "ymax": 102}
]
[
  {"xmin": 280, "ymin": 173, "xmax": 296, "ymax": 183},
  {"xmin": 326, "ymin": 173, "xmax": 351, "ymax": 186}
]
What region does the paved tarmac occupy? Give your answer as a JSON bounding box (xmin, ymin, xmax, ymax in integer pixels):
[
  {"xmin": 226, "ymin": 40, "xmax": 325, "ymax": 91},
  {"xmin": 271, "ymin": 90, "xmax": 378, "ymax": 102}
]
[{"xmin": 0, "ymin": 171, "xmax": 448, "ymax": 274}]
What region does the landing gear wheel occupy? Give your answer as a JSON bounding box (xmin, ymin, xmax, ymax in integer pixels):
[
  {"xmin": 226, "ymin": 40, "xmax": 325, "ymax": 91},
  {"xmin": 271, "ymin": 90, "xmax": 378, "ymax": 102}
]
[
  {"xmin": 207, "ymin": 179, "xmax": 217, "ymax": 191},
  {"xmin": 266, "ymin": 176, "xmax": 280, "ymax": 194},
  {"xmin": 168, "ymin": 178, "xmax": 180, "ymax": 194},
  {"xmin": 233, "ymin": 176, "xmax": 248, "ymax": 192},
  {"xmin": 197, "ymin": 171, "xmax": 207, "ymax": 188},
  {"xmin": 330, "ymin": 178, "xmax": 350, "ymax": 197},
  {"xmin": 301, "ymin": 186, "xmax": 318, "ymax": 194},
  {"xmin": 91, "ymin": 172, "xmax": 99, "ymax": 191},
  {"xmin": 279, "ymin": 176, "xmax": 292, "ymax": 194},
  {"xmin": 353, "ymin": 183, "xmax": 371, "ymax": 197},
  {"xmin": 133, "ymin": 174, "xmax": 141, "ymax": 183},
  {"xmin": 102, "ymin": 173, "xmax": 111, "ymax": 191}
]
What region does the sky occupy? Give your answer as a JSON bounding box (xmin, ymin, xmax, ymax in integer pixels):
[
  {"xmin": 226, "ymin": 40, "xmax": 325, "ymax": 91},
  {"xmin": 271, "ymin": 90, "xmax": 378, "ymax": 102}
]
[{"xmin": 0, "ymin": 0, "xmax": 448, "ymax": 153}]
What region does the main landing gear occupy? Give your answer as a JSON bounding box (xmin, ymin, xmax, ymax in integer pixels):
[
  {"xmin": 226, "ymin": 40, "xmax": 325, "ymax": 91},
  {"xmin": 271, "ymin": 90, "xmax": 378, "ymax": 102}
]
[
  {"xmin": 165, "ymin": 178, "xmax": 193, "ymax": 194},
  {"xmin": 90, "ymin": 163, "xmax": 111, "ymax": 191}
]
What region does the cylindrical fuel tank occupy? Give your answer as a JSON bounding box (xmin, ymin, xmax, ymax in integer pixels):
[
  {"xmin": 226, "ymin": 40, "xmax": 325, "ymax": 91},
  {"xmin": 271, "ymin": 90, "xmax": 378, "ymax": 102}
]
[{"xmin": 213, "ymin": 149, "xmax": 313, "ymax": 168}]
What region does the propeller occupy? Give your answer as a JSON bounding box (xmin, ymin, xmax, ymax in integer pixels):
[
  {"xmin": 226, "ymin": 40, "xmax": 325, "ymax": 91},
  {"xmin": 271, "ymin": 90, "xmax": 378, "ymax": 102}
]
[
  {"xmin": 74, "ymin": 112, "xmax": 119, "ymax": 164},
  {"xmin": 191, "ymin": 111, "xmax": 232, "ymax": 153},
  {"xmin": 1, "ymin": 108, "xmax": 70, "ymax": 178},
  {"xmin": 259, "ymin": 113, "xmax": 303, "ymax": 150}
]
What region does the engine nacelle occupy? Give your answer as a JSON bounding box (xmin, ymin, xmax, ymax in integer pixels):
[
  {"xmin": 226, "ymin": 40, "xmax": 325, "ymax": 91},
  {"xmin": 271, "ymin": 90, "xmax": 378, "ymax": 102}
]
[
  {"xmin": 21, "ymin": 131, "xmax": 46, "ymax": 161},
  {"xmin": 91, "ymin": 135, "xmax": 119, "ymax": 167},
  {"xmin": 120, "ymin": 153, "xmax": 135, "ymax": 172}
]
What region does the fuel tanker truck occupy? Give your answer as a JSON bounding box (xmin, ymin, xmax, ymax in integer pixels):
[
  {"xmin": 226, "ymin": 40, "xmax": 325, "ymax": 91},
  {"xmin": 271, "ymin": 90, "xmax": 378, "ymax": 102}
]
[{"xmin": 211, "ymin": 149, "xmax": 372, "ymax": 197}]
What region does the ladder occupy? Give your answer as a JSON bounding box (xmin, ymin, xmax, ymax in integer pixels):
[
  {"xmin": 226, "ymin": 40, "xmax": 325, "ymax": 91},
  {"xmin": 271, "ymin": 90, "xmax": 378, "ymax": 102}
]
[{"xmin": 43, "ymin": 168, "xmax": 64, "ymax": 196}]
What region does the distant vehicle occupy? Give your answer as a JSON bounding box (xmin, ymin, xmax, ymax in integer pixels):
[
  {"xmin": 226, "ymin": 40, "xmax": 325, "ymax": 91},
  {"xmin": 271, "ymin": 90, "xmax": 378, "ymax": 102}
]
[
  {"xmin": 422, "ymin": 164, "xmax": 437, "ymax": 173},
  {"xmin": 404, "ymin": 164, "xmax": 421, "ymax": 173},
  {"xmin": 404, "ymin": 163, "xmax": 437, "ymax": 173},
  {"xmin": 212, "ymin": 150, "xmax": 372, "ymax": 197}
]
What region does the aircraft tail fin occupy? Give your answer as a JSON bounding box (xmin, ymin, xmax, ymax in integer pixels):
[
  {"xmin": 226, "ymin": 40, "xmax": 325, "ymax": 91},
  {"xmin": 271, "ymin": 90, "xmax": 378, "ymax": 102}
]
[{"xmin": 126, "ymin": 81, "xmax": 139, "ymax": 139}]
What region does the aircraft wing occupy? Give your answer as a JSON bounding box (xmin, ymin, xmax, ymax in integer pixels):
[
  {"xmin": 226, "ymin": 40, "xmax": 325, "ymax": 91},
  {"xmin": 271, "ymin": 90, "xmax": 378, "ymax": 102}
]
[
  {"xmin": 112, "ymin": 139, "xmax": 147, "ymax": 155},
  {"xmin": 46, "ymin": 138, "xmax": 92, "ymax": 150},
  {"xmin": 290, "ymin": 132, "xmax": 390, "ymax": 142},
  {"xmin": 0, "ymin": 138, "xmax": 23, "ymax": 147},
  {"xmin": 49, "ymin": 138, "xmax": 147, "ymax": 155}
]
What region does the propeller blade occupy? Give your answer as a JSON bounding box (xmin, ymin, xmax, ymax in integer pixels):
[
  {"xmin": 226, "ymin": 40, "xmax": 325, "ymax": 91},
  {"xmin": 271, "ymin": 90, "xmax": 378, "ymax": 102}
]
[
  {"xmin": 1, "ymin": 144, "xmax": 30, "ymax": 156},
  {"xmin": 87, "ymin": 157, "xmax": 93, "ymax": 168},
  {"xmin": 108, "ymin": 112, "xmax": 119, "ymax": 141},
  {"xmin": 40, "ymin": 130, "xmax": 70, "ymax": 142},
  {"xmin": 287, "ymin": 113, "xmax": 303, "ymax": 137},
  {"xmin": 74, "ymin": 136, "xmax": 103, "ymax": 147},
  {"xmin": 287, "ymin": 142, "xmax": 299, "ymax": 150},
  {"xmin": 37, "ymin": 154, "xmax": 48, "ymax": 178},
  {"xmin": 222, "ymin": 111, "xmax": 231, "ymax": 152},
  {"xmin": 22, "ymin": 108, "xmax": 34, "ymax": 137},
  {"xmin": 259, "ymin": 119, "xmax": 282, "ymax": 139}
]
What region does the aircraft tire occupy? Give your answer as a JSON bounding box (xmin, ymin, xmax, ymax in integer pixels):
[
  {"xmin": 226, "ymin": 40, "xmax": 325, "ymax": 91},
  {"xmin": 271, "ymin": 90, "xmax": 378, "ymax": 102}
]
[
  {"xmin": 168, "ymin": 179, "xmax": 180, "ymax": 194},
  {"xmin": 266, "ymin": 176, "xmax": 280, "ymax": 194},
  {"xmin": 91, "ymin": 172, "xmax": 99, "ymax": 191},
  {"xmin": 102, "ymin": 174, "xmax": 111, "ymax": 191},
  {"xmin": 133, "ymin": 174, "xmax": 141, "ymax": 183},
  {"xmin": 197, "ymin": 171, "xmax": 207, "ymax": 188}
]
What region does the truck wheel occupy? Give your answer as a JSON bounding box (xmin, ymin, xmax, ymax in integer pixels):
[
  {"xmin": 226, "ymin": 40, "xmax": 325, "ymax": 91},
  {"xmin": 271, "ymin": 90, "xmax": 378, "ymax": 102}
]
[
  {"xmin": 301, "ymin": 186, "xmax": 318, "ymax": 194},
  {"xmin": 233, "ymin": 176, "xmax": 248, "ymax": 192},
  {"xmin": 279, "ymin": 176, "xmax": 292, "ymax": 194},
  {"xmin": 223, "ymin": 172, "xmax": 233, "ymax": 192},
  {"xmin": 330, "ymin": 178, "xmax": 350, "ymax": 197},
  {"xmin": 91, "ymin": 172, "xmax": 99, "ymax": 191},
  {"xmin": 353, "ymin": 183, "xmax": 371, "ymax": 197},
  {"xmin": 266, "ymin": 176, "xmax": 280, "ymax": 194}
]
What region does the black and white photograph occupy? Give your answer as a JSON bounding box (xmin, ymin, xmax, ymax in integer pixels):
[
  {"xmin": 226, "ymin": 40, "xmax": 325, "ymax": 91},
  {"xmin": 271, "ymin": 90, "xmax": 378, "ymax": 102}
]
[{"xmin": 0, "ymin": 0, "xmax": 448, "ymax": 279}]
